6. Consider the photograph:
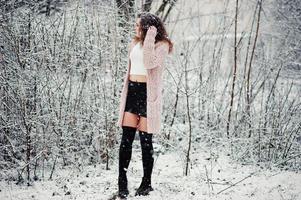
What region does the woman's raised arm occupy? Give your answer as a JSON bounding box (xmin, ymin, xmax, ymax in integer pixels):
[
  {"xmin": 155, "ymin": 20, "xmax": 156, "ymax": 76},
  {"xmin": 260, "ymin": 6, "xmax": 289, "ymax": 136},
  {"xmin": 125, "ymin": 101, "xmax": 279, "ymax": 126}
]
[{"xmin": 143, "ymin": 26, "xmax": 169, "ymax": 70}]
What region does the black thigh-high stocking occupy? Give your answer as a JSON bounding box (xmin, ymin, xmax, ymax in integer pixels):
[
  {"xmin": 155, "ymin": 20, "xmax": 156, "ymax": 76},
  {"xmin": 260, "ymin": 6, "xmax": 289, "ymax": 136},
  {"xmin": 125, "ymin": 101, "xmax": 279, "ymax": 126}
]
[
  {"xmin": 118, "ymin": 125, "xmax": 137, "ymax": 195},
  {"xmin": 138, "ymin": 130, "xmax": 154, "ymax": 185}
]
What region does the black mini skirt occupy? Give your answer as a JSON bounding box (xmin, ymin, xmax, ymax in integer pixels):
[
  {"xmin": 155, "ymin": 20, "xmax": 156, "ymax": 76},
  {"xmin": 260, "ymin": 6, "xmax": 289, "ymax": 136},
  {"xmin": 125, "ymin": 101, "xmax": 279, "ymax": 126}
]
[{"xmin": 124, "ymin": 80, "xmax": 147, "ymax": 117}]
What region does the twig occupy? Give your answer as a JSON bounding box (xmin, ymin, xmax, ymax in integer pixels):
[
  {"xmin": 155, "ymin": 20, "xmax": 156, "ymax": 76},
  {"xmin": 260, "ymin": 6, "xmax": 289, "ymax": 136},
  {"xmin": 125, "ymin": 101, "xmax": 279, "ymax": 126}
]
[
  {"xmin": 204, "ymin": 165, "xmax": 214, "ymax": 194},
  {"xmin": 216, "ymin": 153, "xmax": 300, "ymax": 195},
  {"xmin": 216, "ymin": 171, "xmax": 257, "ymax": 194}
]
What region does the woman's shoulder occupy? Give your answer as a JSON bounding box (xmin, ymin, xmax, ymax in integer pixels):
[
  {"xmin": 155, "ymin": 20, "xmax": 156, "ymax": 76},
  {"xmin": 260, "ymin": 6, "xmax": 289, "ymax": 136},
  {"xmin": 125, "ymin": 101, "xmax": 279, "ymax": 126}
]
[
  {"xmin": 155, "ymin": 40, "xmax": 168, "ymax": 47},
  {"xmin": 129, "ymin": 38, "xmax": 168, "ymax": 52},
  {"xmin": 129, "ymin": 39, "xmax": 142, "ymax": 50},
  {"xmin": 129, "ymin": 39, "xmax": 137, "ymax": 48},
  {"xmin": 155, "ymin": 40, "xmax": 169, "ymax": 53},
  {"xmin": 155, "ymin": 40, "xmax": 169, "ymax": 54}
]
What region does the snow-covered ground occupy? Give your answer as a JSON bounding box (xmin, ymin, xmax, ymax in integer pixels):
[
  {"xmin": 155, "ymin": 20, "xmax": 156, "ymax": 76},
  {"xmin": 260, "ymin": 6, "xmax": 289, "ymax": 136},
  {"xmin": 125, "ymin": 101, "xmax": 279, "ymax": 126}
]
[
  {"xmin": 0, "ymin": 1, "xmax": 300, "ymax": 200},
  {"xmin": 1, "ymin": 140, "xmax": 300, "ymax": 200}
]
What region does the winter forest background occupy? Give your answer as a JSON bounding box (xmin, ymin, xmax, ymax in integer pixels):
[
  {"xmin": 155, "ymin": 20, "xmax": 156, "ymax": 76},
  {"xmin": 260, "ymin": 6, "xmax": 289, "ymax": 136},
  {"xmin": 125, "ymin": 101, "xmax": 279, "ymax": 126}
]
[{"xmin": 0, "ymin": 0, "xmax": 300, "ymax": 199}]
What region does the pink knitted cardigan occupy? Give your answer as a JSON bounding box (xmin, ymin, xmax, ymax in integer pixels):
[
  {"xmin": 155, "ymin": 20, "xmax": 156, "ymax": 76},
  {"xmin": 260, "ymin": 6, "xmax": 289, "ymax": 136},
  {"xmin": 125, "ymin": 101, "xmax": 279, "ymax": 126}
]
[{"xmin": 116, "ymin": 27, "xmax": 170, "ymax": 134}]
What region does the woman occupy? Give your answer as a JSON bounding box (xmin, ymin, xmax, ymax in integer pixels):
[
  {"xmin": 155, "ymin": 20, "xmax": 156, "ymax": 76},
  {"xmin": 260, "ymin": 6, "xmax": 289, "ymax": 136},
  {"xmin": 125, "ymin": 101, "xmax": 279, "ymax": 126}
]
[{"xmin": 115, "ymin": 12, "xmax": 173, "ymax": 199}]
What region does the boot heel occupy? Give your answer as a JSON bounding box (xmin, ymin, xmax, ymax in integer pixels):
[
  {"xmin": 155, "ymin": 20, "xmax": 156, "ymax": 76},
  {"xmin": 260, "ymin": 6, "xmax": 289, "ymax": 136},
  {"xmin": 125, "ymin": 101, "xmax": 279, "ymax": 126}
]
[{"xmin": 135, "ymin": 177, "xmax": 154, "ymax": 196}]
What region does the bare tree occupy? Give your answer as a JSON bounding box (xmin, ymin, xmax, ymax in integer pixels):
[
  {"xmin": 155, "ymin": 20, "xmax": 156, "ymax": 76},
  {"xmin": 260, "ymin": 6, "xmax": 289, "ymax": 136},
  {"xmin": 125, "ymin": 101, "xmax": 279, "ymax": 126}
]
[
  {"xmin": 156, "ymin": 0, "xmax": 178, "ymax": 22},
  {"xmin": 226, "ymin": 0, "xmax": 239, "ymax": 137}
]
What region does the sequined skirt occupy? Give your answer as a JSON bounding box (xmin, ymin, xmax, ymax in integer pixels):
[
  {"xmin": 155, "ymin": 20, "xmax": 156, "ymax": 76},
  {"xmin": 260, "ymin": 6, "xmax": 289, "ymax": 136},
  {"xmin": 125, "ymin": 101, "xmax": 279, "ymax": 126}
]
[{"xmin": 124, "ymin": 80, "xmax": 147, "ymax": 117}]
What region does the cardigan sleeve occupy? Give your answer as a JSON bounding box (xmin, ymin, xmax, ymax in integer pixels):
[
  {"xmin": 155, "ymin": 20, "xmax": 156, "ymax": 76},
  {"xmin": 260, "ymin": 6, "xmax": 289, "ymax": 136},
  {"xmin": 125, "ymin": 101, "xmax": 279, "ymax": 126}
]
[{"xmin": 143, "ymin": 29, "xmax": 169, "ymax": 70}]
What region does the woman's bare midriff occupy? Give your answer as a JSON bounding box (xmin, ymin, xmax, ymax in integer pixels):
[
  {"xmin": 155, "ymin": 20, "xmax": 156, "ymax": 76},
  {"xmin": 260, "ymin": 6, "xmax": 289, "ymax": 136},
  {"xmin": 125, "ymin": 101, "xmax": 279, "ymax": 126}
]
[{"xmin": 129, "ymin": 74, "xmax": 147, "ymax": 82}]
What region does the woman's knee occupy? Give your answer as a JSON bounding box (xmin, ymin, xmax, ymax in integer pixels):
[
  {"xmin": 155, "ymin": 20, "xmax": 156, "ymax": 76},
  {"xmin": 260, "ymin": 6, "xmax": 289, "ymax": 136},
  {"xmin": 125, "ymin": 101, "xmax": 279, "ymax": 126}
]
[{"xmin": 120, "ymin": 126, "xmax": 136, "ymax": 147}]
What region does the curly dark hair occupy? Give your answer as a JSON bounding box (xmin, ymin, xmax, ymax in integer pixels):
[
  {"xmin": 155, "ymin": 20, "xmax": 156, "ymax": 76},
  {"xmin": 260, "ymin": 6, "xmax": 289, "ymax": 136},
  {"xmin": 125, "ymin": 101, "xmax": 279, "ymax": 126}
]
[{"xmin": 133, "ymin": 12, "xmax": 174, "ymax": 54}]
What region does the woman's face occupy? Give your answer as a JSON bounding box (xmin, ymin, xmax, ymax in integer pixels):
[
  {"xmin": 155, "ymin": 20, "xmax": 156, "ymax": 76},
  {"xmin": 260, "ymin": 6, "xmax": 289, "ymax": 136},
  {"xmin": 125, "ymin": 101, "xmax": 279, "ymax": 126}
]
[{"xmin": 135, "ymin": 18, "xmax": 142, "ymax": 37}]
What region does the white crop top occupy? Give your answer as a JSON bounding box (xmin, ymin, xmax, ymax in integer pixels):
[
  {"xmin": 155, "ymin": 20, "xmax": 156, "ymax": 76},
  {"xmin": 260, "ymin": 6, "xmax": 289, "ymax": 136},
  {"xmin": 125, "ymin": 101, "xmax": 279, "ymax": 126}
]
[{"xmin": 129, "ymin": 42, "xmax": 147, "ymax": 76}]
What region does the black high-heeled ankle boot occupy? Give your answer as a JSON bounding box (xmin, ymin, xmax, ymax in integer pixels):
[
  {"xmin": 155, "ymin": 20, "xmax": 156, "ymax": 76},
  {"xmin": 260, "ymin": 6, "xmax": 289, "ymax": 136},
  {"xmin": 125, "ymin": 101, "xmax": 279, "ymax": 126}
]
[
  {"xmin": 135, "ymin": 131, "xmax": 154, "ymax": 196},
  {"xmin": 118, "ymin": 126, "xmax": 137, "ymax": 198}
]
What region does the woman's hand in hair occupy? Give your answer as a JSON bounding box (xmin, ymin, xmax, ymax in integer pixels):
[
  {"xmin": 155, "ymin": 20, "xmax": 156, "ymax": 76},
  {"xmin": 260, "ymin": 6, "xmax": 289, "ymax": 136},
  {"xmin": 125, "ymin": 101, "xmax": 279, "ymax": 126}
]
[
  {"xmin": 147, "ymin": 26, "xmax": 157, "ymax": 37},
  {"xmin": 145, "ymin": 26, "xmax": 157, "ymax": 44}
]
